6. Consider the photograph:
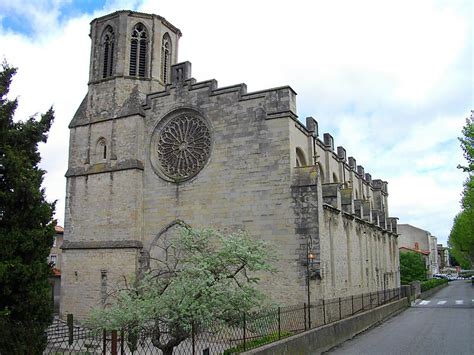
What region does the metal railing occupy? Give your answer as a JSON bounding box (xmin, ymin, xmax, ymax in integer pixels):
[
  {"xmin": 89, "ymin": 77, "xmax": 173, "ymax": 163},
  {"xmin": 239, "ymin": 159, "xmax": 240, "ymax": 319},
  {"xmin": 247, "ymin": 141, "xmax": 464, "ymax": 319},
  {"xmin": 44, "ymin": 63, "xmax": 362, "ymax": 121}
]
[{"xmin": 44, "ymin": 287, "xmax": 404, "ymax": 354}]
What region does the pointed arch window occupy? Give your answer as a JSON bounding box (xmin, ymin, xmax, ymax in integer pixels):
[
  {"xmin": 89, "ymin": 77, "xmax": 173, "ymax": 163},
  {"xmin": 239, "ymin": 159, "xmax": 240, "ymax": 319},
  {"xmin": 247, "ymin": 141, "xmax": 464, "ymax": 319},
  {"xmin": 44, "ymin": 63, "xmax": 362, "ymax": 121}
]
[
  {"xmin": 295, "ymin": 148, "xmax": 307, "ymax": 167},
  {"xmin": 161, "ymin": 33, "xmax": 172, "ymax": 84},
  {"xmin": 129, "ymin": 23, "xmax": 148, "ymax": 77},
  {"xmin": 317, "ymin": 163, "xmax": 325, "ymax": 183},
  {"xmin": 102, "ymin": 26, "xmax": 115, "ymax": 78}
]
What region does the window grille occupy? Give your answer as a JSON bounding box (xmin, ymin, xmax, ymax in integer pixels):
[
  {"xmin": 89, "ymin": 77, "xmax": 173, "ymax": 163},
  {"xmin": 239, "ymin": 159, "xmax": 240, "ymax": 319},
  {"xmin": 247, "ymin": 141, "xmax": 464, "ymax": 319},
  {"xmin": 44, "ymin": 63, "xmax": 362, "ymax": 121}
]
[
  {"xmin": 102, "ymin": 26, "xmax": 115, "ymax": 78},
  {"xmin": 129, "ymin": 23, "xmax": 148, "ymax": 77}
]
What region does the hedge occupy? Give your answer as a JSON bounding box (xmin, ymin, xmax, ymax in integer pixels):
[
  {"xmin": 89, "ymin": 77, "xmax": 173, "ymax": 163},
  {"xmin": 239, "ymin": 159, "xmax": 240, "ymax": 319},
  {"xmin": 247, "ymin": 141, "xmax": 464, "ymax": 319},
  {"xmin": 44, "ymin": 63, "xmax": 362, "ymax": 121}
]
[{"xmin": 421, "ymin": 278, "xmax": 448, "ymax": 292}]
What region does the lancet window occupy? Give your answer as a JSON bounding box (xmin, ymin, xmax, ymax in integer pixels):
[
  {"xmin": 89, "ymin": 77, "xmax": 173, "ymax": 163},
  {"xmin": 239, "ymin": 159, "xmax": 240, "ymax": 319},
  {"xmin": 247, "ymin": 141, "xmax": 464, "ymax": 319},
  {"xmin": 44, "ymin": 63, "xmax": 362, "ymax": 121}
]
[
  {"xmin": 161, "ymin": 33, "xmax": 172, "ymax": 84},
  {"xmin": 295, "ymin": 148, "xmax": 307, "ymax": 167},
  {"xmin": 102, "ymin": 26, "xmax": 115, "ymax": 78},
  {"xmin": 129, "ymin": 23, "xmax": 148, "ymax": 77}
]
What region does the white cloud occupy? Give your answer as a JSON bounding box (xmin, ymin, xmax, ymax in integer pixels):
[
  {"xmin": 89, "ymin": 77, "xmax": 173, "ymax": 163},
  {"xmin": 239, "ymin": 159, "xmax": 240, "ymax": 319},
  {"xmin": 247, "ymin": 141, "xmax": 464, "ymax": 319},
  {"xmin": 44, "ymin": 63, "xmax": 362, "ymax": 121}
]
[
  {"xmin": 0, "ymin": 8, "xmax": 92, "ymax": 225},
  {"xmin": 389, "ymin": 172, "xmax": 464, "ymax": 241}
]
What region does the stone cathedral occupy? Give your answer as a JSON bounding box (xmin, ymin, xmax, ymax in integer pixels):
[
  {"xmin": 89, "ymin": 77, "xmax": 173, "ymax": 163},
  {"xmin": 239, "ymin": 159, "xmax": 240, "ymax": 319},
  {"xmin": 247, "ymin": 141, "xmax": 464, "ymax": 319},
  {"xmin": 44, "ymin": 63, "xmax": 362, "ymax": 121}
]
[{"xmin": 60, "ymin": 10, "xmax": 400, "ymax": 318}]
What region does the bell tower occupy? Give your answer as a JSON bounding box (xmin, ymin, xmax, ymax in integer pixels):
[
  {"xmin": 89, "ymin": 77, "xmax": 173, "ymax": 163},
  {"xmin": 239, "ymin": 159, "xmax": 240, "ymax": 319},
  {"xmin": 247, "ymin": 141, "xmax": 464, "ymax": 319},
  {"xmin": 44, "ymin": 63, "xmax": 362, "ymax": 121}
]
[
  {"xmin": 61, "ymin": 11, "xmax": 181, "ymax": 318},
  {"xmin": 72, "ymin": 10, "xmax": 182, "ymax": 125}
]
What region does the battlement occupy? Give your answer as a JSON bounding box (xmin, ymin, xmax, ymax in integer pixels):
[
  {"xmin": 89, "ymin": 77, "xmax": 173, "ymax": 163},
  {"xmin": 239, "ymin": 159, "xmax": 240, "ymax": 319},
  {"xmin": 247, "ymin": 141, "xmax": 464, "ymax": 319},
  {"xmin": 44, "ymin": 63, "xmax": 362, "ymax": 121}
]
[{"xmin": 143, "ymin": 62, "xmax": 298, "ymax": 121}]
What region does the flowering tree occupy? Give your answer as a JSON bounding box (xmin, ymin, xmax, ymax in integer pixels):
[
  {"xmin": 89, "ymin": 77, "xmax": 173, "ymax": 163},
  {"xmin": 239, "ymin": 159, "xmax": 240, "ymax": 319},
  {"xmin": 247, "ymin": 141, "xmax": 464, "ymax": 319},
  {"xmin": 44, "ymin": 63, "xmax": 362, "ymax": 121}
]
[{"xmin": 87, "ymin": 228, "xmax": 275, "ymax": 355}]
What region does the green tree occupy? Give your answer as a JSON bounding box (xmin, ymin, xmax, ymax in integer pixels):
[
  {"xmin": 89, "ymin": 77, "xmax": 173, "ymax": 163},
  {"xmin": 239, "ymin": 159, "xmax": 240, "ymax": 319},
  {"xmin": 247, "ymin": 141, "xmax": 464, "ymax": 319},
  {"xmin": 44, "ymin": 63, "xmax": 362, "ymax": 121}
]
[
  {"xmin": 87, "ymin": 227, "xmax": 275, "ymax": 355},
  {"xmin": 448, "ymin": 207, "xmax": 474, "ymax": 269},
  {"xmin": 449, "ymin": 111, "xmax": 474, "ymax": 269},
  {"xmin": 457, "ymin": 111, "xmax": 474, "ymax": 173},
  {"xmin": 0, "ymin": 63, "xmax": 56, "ymax": 353},
  {"xmin": 399, "ymin": 251, "xmax": 427, "ymax": 284}
]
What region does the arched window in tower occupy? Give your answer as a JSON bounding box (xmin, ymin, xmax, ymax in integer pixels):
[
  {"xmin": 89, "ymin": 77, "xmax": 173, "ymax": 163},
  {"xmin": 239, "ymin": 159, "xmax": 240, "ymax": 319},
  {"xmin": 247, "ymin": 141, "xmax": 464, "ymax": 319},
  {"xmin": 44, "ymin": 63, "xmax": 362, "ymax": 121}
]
[
  {"xmin": 102, "ymin": 26, "xmax": 115, "ymax": 78},
  {"xmin": 161, "ymin": 33, "xmax": 172, "ymax": 84},
  {"xmin": 129, "ymin": 23, "xmax": 148, "ymax": 77}
]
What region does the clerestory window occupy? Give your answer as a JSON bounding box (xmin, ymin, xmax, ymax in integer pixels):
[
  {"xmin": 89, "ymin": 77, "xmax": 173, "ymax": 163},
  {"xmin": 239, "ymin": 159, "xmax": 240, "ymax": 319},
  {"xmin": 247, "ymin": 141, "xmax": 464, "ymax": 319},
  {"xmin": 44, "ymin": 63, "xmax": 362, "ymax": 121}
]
[
  {"xmin": 161, "ymin": 33, "xmax": 172, "ymax": 84},
  {"xmin": 102, "ymin": 26, "xmax": 115, "ymax": 78},
  {"xmin": 129, "ymin": 23, "xmax": 148, "ymax": 77},
  {"xmin": 295, "ymin": 148, "xmax": 307, "ymax": 167}
]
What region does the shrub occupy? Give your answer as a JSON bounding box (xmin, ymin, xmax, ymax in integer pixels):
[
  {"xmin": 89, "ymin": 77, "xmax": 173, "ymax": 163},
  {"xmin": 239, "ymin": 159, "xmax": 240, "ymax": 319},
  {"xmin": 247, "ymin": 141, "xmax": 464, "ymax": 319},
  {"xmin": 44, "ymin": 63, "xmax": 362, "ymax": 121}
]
[
  {"xmin": 459, "ymin": 271, "xmax": 474, "ymax": 278},
  {"xmin": 421, "ymin": 278, "xmax": 448, "ymax": 292},
  {"xmin": 400, "ymin": 252, "xmax": 427, "ymax": 284}
]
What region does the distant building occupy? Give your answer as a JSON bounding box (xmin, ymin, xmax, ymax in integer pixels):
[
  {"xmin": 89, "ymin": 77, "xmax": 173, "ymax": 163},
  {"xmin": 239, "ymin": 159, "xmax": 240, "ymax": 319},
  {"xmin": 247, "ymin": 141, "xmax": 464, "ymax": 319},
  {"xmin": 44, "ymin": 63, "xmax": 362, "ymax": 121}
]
[
  {"xmin": 49, "ymin": 225, "xmax": 64, "ymax": 313},
  {"xmin": 437, "ymin": 244, "xmax": 450, "ymax": 271},
  {"xmin": 49, "ymin": 225, "xmax": 64, "ymax": 268},
  {"xmin": 398, "ymin": 224, "xmax": 439, "ymax": 275}
]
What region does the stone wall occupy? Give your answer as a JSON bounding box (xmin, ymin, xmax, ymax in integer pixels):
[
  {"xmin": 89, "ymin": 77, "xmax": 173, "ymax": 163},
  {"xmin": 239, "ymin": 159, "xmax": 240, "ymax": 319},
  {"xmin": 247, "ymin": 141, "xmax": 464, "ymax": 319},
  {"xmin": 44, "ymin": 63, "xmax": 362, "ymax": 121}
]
[
  {"xmin": 242, "ymin": 298, "xmax": 408, "ymax": 355},
  {"xmin": 60, "ymin": 246, "xmax": 141, "ymax": 318}
]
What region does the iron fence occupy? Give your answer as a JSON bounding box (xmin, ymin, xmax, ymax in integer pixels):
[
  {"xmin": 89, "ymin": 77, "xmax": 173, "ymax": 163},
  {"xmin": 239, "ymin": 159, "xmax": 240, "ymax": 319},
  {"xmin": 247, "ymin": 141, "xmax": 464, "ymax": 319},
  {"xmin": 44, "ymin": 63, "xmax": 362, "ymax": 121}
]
[{"xmin": 44, "ymin": 287, "xmax": 404, "ymax": 354}]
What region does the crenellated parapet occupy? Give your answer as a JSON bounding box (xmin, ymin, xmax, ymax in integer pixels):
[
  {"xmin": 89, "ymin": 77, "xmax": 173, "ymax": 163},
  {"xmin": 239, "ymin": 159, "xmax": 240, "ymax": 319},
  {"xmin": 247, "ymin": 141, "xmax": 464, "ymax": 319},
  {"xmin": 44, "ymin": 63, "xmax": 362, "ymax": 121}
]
[
  {"xmin": 143, "ymin": 62, "xmax": 298, "ymax": 123},
  {"xmin": 290, "ymin": 115, "xmax": 397, "ymax": 235}
]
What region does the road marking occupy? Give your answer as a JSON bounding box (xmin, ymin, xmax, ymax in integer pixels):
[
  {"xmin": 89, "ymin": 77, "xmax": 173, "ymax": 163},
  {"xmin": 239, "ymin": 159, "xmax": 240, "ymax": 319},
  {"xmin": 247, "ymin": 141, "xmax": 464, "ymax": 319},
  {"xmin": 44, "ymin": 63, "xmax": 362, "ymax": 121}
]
[
  {"xmin": 455, "ymin": 300, "xmax": 463, "ymax": 305},
  {"xmin": 437, "ymin": 301, "xmax": 447, "ymax": 305},
  {"xmin": 419, "ymin": 300, "xmax": 430, "ymax": 305}
]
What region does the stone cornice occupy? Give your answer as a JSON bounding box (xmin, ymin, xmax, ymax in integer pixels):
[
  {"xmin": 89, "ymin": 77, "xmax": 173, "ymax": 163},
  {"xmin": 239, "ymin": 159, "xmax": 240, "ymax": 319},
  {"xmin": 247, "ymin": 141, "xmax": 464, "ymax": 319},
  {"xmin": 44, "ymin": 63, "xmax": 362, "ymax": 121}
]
[
  {"xmin": 65, "ymin": 159, "xmax": 144, "ymax": 177},
  {"xmin": 62, "ymin": 240, "xmax": 143, "ymax": 250}
]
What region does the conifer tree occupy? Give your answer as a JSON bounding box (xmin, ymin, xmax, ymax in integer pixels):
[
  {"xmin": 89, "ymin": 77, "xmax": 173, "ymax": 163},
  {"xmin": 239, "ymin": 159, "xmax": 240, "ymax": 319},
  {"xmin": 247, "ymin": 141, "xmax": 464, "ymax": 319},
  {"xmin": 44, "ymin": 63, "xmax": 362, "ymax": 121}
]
[{"xmin": 0, "ymin": 63, "xmax": 56, "ymax": 353}]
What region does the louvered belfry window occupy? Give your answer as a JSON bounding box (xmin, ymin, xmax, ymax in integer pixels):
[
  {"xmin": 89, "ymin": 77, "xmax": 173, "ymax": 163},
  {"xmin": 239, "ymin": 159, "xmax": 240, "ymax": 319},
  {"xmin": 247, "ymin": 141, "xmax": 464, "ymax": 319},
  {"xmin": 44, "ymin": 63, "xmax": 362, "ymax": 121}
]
[
  {"xmin": 102, "ymin": 26, "xmax": 115, "ymax": 78},
  {"xmin": 129, "ymin": 23, "xmax": 148, "ymax": 77},
  {"xmin": 161, "ymin": 33, "xmax": 171, "ymax": 84}
]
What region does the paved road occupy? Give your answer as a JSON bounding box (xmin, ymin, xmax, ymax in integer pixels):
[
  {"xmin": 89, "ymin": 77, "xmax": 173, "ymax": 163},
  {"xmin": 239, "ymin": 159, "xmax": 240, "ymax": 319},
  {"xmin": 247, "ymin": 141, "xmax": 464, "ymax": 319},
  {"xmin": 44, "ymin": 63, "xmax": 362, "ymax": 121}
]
[{"xmin": 326, "ymin": 280, "xmax": 474, "ymax": 355}]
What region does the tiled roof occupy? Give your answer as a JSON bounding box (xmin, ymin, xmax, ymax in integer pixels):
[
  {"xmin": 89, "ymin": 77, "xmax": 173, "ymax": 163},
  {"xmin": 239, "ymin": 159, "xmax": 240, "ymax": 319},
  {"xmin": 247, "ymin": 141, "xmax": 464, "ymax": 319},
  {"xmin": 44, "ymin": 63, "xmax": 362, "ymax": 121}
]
[
  {"xmin": 51, "ymin": 267, "xmax": 61, "ymax": 276},
  {"xmin": 55, "ymin": 225, "xmax": 64, "ymax": 233},
  {"xmin": 399, "ymin": 246, "xmax": 430, "ymax": 255}
]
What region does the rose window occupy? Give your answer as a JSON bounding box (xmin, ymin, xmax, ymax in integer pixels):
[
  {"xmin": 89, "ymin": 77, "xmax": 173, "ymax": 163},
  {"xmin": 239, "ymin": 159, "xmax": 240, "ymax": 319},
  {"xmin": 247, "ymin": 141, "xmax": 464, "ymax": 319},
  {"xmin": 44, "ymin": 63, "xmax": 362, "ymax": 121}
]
[{"xmin": 151, "ymin": 112, "xmax": 211, "ymax": 181}]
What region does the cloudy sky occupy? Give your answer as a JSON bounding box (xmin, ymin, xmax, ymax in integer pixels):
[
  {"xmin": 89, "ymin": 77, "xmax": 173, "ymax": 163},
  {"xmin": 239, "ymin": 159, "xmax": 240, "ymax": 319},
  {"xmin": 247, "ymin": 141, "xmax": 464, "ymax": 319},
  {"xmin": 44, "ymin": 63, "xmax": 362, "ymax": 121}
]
[{"xmin": 0, "ymin": 0, "xmax": 471, "ymax": 246}]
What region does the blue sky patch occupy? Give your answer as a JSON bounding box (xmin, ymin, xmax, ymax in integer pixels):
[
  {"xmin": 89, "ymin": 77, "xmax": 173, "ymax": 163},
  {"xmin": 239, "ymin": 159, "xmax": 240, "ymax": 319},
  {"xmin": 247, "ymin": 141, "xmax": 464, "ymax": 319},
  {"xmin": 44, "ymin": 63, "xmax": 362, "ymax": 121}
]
[
  {"xmin": 0, "ymin": 0, "xmax": 110, "ymax": 36},
  {"xmin": 58, "ymin": 0, "xmax": 108, "ymax": 22},
  {"xmin": 1, "ymin": 14, "xmax": 32, "ymax": 36}
]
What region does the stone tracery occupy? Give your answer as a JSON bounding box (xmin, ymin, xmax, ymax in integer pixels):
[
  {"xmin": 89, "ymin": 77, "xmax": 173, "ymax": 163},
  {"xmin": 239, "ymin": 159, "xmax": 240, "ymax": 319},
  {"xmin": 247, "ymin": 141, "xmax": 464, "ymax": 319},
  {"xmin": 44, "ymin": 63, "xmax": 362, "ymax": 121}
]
[{"xmin": 154, "ymin": 113, "xmax": 211, "ymax": 181}]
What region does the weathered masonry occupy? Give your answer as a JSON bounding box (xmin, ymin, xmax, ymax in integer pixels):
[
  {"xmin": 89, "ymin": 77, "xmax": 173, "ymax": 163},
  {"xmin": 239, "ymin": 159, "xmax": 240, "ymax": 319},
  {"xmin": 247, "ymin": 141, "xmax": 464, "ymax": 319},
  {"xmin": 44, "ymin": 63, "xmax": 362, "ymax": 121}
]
[{"xmin": 60, "ymin": 10, "xmax": 400, "ymax": 319}]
